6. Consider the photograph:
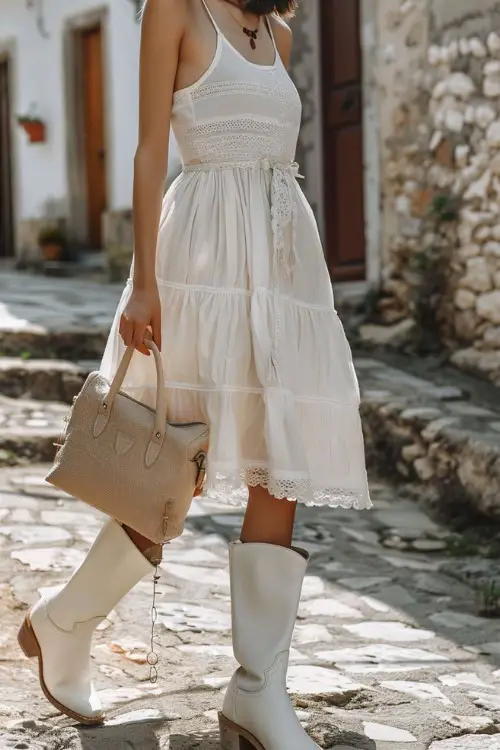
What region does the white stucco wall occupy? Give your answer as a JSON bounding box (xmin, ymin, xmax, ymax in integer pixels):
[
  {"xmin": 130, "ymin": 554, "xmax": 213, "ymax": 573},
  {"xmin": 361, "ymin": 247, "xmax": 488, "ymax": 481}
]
[{"xmin": 0, "ymin": 0, "xmax": 144, "ymax": 222}]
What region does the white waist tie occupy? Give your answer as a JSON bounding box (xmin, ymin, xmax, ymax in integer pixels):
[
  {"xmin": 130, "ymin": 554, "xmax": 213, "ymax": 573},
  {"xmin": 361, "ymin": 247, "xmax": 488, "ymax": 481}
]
[{"xmin": 183, "ymin": 158, "xmax": 304, "ymax": 383}]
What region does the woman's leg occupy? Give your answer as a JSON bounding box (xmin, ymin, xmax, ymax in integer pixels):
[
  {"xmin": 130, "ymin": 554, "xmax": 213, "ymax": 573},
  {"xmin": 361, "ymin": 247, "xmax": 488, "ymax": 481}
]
[
  {"xmin": 240, "ymin": 485, "xmax": 296, "ymax": 547},
  {"xmin": 123, "ymin": 525, "xmax": 163, "ymax": 562}
]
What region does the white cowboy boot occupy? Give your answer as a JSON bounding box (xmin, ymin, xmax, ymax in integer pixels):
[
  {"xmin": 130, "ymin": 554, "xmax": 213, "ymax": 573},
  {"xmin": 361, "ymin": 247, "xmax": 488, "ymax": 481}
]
[
  {"xmin": 219, "ymin": 541, "xmax": 320, "ymax": 750},
  {"xmin": 18, "ymin": 519, "xmax": 154, "ymax": 724}
]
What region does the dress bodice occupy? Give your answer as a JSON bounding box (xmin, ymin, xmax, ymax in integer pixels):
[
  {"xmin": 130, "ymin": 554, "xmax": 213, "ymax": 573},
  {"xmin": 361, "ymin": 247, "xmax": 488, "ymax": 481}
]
[{"xmin": 171, "ymin": 7, "xmax": 302, "ymax": 167}]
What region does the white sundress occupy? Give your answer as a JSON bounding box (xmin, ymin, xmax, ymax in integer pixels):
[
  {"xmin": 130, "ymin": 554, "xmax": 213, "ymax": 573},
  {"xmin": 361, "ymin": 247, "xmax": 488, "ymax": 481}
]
[{"xmin": 101, "ymin": 1, "xmax": 372, "ymax": 511}]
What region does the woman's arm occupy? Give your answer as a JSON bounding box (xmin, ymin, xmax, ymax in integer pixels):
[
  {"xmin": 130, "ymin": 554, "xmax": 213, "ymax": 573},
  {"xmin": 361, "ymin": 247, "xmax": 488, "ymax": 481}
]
[{"xmin": 120, "ymin": 0, "xmax": 187, "ymax": 355}]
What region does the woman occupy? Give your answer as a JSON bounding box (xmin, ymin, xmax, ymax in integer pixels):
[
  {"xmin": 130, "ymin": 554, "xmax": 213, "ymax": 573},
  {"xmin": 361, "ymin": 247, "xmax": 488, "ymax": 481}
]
[{"xmin": 19, "ymin": 1, "xmax": 371, "ymax": 747}]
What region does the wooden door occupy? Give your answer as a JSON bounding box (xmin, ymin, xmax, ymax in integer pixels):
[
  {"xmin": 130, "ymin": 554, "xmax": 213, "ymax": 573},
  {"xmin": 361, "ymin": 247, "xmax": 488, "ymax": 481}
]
[
  {"xmin": 0, "ymin": 59, "xmax": 14, "ymax": 258},
  {"xmin": 320, "ymin": 0, "xmax": 365, "ymax": 281},
  {"xmin": 82, "ymin": 26, "xmax": 107, "ymax": 248}
]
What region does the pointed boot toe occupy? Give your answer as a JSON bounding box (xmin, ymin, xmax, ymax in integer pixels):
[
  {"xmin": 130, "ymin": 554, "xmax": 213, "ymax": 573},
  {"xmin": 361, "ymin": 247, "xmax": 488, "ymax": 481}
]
[{"xmin": 18, "ymin": 607, "xmax": 105, "ymax": 724}]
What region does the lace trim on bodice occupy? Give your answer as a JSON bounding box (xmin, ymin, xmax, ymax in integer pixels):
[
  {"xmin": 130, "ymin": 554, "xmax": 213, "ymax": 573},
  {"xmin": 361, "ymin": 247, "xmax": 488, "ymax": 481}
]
[{"xmin": 173, "ymin": 79, "xmax": 301, "ymax": 167}]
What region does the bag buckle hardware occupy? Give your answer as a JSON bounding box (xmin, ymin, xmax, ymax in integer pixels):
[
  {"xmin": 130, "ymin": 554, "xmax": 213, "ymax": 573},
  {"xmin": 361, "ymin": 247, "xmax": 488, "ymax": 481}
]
[
  {"xmin": 162, "ymin": 498, "xmax": 175, "ymax": 537},
  {"xmin": 193, "ymin": 451, "xmax": 207, "ymax": 489},
  {"xmin": 53, "ymin": 397, "xmax": 77, "ymax": 452}
]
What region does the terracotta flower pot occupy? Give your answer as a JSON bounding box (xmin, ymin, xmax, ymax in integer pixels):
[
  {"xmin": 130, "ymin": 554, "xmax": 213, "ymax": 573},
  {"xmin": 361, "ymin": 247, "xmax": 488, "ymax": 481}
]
[
  {"xmin": 41, "ymin": 242, "xmax": 63, "ymax": 262},
  {"xmin": 19, "ymin": 120, "xmax": 46, "ymax": 144}
]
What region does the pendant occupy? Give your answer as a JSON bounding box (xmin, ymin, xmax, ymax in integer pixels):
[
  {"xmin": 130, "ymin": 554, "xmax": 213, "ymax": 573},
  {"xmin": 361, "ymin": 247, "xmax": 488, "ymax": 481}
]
[{"xmin": 243, "ymin": 27, "xmax": 258, "ymax": 50}]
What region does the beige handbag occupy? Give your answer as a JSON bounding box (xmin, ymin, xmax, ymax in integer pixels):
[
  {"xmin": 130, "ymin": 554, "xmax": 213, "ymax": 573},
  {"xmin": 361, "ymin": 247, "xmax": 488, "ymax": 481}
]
[{"xmin": 46, "ymin": 340, "xmax": 209, "ymax": 544}]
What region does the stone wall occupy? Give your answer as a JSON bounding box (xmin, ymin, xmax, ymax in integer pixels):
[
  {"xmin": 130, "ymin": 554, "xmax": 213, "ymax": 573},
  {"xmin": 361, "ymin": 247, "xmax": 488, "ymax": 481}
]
[
  {"xmin": 369, "ymin": 0, "xmax": 440, "ymax": 346},
  {"xmin": 17, "ymin": 220, "xmax": 51, "ymax": 265},
  {"xmin": 375, "ymin": 0, "xmax": 500, "ymax": 386},
  {"xmin": 288, "ymin": 0, "xmax": 324, "ymax": 235}
]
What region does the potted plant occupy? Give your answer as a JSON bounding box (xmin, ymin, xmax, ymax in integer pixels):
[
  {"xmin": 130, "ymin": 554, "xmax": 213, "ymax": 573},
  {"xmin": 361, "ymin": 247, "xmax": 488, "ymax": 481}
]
[
  {"xmin": 17, "ymin": 114, "xmax": 46, "ymax": 144},
  {"xmin": 38, "ymin": 226, "xmax": 67, "ymax": 262}
]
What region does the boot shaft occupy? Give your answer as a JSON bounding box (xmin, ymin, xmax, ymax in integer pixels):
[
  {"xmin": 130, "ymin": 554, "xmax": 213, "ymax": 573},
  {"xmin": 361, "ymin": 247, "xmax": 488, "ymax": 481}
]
[
  {"xmin": 48, "ymin": 520, "xmax": 153, "ymax": 630},
  {"xmin": 228, "ymin": 542, "xmax": 308, "ymax": 676}
]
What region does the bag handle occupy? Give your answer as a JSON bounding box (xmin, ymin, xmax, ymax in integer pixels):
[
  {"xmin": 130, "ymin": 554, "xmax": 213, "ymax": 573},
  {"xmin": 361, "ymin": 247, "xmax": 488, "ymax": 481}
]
[{"xmin": 93, "ymin": 339, "xmax": 168, "ymax": 466}]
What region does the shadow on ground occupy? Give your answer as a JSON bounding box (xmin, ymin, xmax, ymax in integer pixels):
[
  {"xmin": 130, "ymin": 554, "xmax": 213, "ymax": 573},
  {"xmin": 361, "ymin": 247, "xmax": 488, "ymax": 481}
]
[
  {"xmin": 78, "ymin": 724, "xmax": 222, "ymax": 749},
  {"xmin": 78, "ymin": 721, "xmax": 164, "ymax": 750},
  {"xmin": 78, "ymin": 719, "xmax": 169, "ymax": 749},
  {"xmin": 78, "ymin": 723, "xmax": 376, "ymax": 749}
]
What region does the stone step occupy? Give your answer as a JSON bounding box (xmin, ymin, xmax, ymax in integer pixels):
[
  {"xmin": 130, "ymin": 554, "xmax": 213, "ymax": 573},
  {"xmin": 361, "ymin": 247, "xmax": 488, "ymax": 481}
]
[
  {"xmin": 0, "ymin": 328, "xmax": 108, "ymax": 360},
  {"xmin": 0, "ymin": 395, "xmax": 66, "ymax": 467},
  {"xmin": 0, "ymin": 358, "xmax": 97, "ymax": 403},
  {"xmin": 357, "ymin": 356, "xmax": 500, "ymax": 520},
  {"xmin": 0, "ymin": 269, "xmax": 122, "ymax": 359}
]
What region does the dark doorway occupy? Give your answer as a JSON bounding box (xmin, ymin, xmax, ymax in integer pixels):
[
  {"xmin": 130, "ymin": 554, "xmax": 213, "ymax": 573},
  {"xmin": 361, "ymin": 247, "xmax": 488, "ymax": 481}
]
[
  {"xmin": 0, "ymin": 58, "xmax": 14, "ymax": 258},
  {"xmin": 80, "ymin": 24, "xmax": 107, "ymax": 248},
  {"xmin": 320, "ymin": 0, "xmax": 366, "ymax": 281}
]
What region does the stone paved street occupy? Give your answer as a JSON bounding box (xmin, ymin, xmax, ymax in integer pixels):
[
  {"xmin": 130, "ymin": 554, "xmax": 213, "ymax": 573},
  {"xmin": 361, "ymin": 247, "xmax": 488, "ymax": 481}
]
[
  {"xmin": 0, "ymin": 271, "xmax": 122, "ymax": 359},
  {"xmin": 0, "ymin": 271, "xmax": 122, "ymax": 334},
  {"xmin": 2, "ymin": 467, "xmax": 500, "ymax": 748},
  {"xmin": 2, "ymin": 272, "xmax": 500, "ymax": 749}
]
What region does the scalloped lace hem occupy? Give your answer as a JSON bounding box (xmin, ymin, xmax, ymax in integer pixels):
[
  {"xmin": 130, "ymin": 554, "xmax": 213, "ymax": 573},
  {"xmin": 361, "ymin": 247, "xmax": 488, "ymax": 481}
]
[{"xmin": 204, "ymin": 468, "xmax": 372, "ymax": 510}]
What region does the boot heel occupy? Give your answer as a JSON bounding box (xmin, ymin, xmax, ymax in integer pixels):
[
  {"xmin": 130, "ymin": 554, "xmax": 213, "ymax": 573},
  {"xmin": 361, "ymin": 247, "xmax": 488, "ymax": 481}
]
[
  {"xmin": 18, "ymin": 616, "xmax": 39, "ymax": 658},
  {"xmin": 218, "ymin": 713, "xmax": 262, "ymax": 750}
]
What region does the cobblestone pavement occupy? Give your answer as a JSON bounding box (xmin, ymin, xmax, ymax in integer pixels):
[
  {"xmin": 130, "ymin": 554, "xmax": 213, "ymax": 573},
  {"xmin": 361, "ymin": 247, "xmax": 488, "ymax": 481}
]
[
  {"xmin": 0, "ymin": 271, "xmax": 122, "ymax": 334},
  {"xmin": 0, "ymin": 271, "xmax": 122, "ymax": 360},
  {"xmin": 1, "ymin": 468, "xmax": 500, "ymax": 749},
  {"xmin": 3, "ymin": 272, "xmax": 500, "ymax": 750}
]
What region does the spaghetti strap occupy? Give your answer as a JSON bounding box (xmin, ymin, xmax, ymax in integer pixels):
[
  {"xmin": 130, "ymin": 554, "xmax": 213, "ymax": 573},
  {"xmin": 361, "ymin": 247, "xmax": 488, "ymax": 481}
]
[
  {"xmin": 200, "ymin": 0, "xmax": 220, "ymax": 35},
  {"xmin": 265, "ymin": 15, "xmax": 278, "ymax": 53}
]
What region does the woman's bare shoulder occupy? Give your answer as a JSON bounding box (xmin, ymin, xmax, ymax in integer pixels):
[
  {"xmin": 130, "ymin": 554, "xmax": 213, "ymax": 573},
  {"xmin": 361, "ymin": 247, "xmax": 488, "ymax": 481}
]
[
  {"xmin": 269, "ymin": 14, "xmax": 293, "ymax": 67},
  {"xmin": 141, "ymin": 0, "xmax": 191, "ymax": 28}
]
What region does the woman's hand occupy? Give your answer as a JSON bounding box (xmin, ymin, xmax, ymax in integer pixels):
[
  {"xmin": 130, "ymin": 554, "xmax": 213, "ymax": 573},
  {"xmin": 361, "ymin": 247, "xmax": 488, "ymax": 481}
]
[{"xmin": 119, "ymin": 283, "xmax": 162, "ymax": 356}]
